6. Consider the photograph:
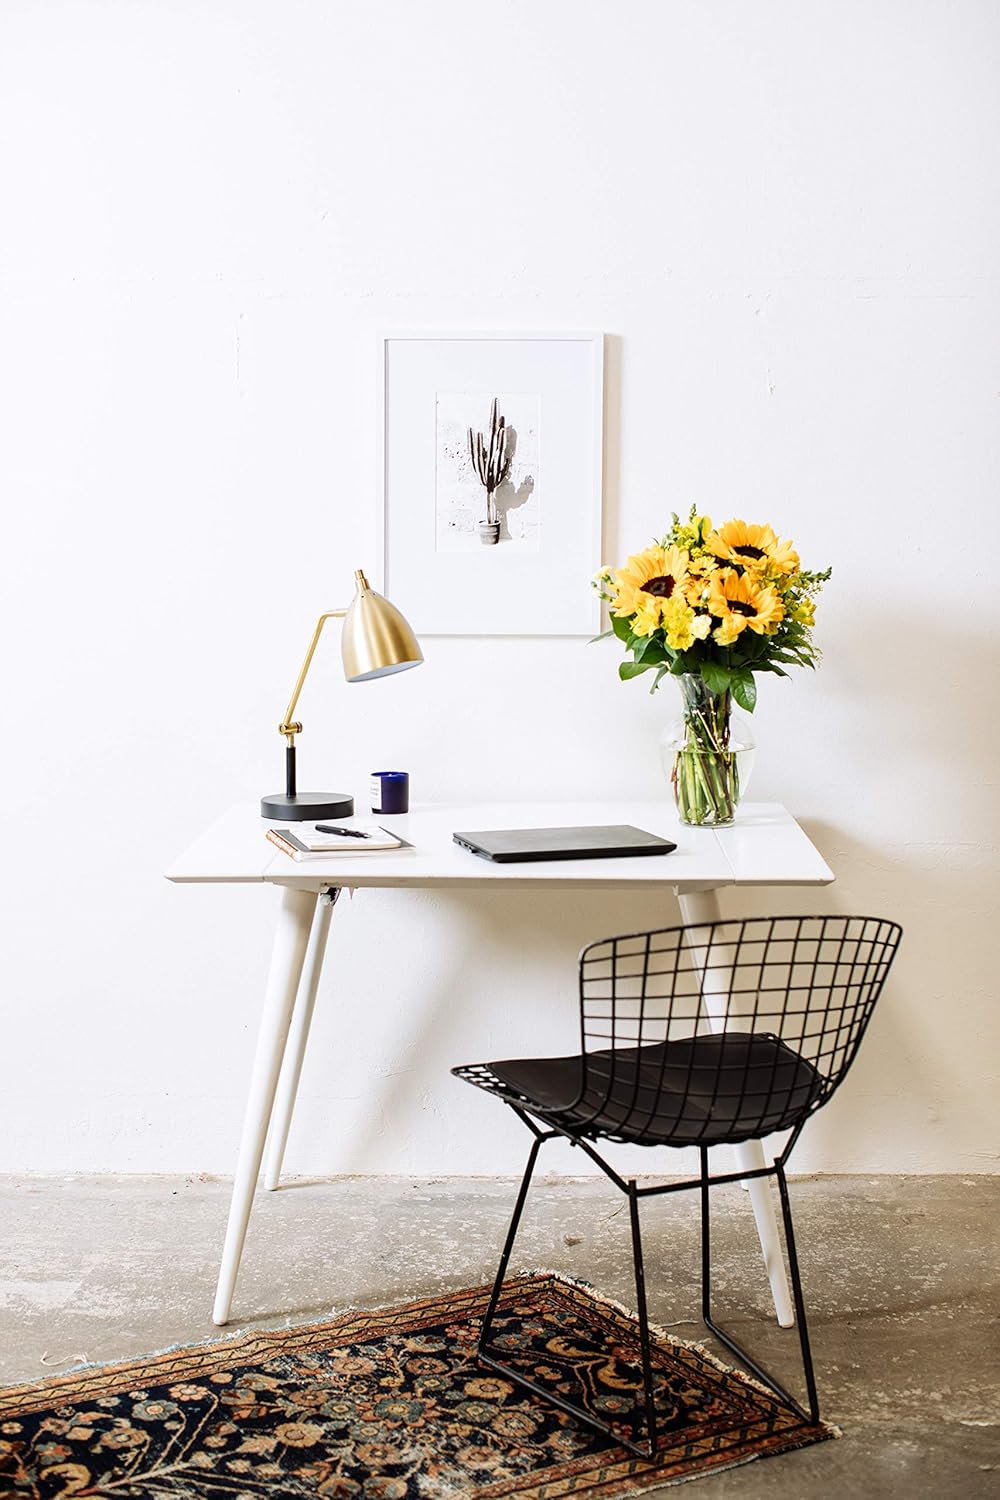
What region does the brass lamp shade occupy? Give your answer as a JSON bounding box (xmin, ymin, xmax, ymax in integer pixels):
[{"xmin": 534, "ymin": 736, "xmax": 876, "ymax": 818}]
[{"xmin": 342, "ymin": 572, "xmax": 423, "ymax": 682}]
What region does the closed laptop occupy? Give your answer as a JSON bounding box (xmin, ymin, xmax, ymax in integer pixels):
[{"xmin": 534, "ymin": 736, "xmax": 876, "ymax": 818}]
[{"xmin": 452, "ymin": 824, "xmax": 676, "ymax": 863}]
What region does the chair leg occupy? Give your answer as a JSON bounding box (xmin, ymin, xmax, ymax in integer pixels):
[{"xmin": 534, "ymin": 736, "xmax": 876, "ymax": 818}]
[
  {"xmin": 627, "ymin": 1181, "xmax": 658, "ymax": 1459},
  {"xmin": 478, "ymin": 1141, "xmax": 659, "ymax": 1460},
  {"xmin": 478, "ymin": 1134, "xmax": 544, "ymax": 1356},
  {"xmin": 700, "ymin": 1146, "xmax": 712, "ymax": 1322},
  {"xmin": 775, "ymin": 1163, "xmax": 820, "ymax": 1424},
  {"xmin": 700, "ymin": 1147, "xmax": 820, "ymax": 1425}
]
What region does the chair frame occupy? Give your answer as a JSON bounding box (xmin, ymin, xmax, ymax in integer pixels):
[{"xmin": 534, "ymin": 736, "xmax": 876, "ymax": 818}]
[{"xmin": 463, "ymin": 914, "xmax": 903, "ymax": 1460}]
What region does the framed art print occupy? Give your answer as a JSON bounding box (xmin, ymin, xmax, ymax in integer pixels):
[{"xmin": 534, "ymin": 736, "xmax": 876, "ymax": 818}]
[{"xmin": 379, "ymin": 332, "xmax": 604, "ymax": 635}]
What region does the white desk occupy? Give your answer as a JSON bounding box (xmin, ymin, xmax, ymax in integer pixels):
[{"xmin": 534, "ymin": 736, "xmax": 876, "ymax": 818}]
[{"xmin": 168, "ymin": 800, "xmax": 833, "ymax": 1326}]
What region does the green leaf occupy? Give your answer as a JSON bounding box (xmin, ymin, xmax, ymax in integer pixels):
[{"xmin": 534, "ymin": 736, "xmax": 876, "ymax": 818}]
[
  {"xmin": 732, "ymin": 673, "xmax": 757, "ymax": 713},
  {"xmin": 610, "ymin": 612, "xmax": 632, "ymax": 643},
  {"xmin": 619, "ymin": 660, "xmax": 652, "ymax": 681},
  {"xmin": 701, "ymin": 662, "xmax": 734, "ymax": 695}
]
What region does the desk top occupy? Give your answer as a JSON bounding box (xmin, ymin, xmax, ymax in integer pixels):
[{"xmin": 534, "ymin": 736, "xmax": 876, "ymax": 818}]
[{"xmin": 166, "ymin": 801, "xmax": 833, "ymax": 893}]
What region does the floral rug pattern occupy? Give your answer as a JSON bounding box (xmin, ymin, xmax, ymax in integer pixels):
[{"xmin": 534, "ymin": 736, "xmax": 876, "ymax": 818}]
[{"xmin": 0, "ymin": 1274, "xmax": 834, "ymax": 1498}]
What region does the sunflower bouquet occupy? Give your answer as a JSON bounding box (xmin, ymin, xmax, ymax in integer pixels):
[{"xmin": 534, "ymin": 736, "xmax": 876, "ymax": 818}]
[{"xmin": 593, "ymin": 509, "xmax": 830, "ymax": 826}]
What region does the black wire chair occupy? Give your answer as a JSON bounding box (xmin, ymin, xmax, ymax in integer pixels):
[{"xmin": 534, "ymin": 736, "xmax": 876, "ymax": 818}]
[{"xmin": 452, "ymin": 913, "xmax": 902, "ymax": 1459}]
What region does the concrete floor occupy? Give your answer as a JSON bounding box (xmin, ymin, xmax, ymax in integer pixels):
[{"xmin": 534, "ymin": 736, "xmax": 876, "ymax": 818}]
[{"xmin": 1, "ymin": 1174, "xmax": 997, "ymax": 1497}]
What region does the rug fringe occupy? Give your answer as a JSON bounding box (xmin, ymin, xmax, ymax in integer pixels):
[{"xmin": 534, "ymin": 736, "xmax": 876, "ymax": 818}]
[
  {"xmin": 0, "ymin": 1317, "xmax": 297, "ymax": 1394},
  {"xmin": 588, "ymin": 1425, "xmax": 842, "ymax": 1495}
]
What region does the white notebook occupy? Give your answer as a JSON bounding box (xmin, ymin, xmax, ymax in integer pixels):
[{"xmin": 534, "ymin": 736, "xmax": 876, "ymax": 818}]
[{"xmin": 266, "ymin": 822, "xmax": 402, "ymax": 859}]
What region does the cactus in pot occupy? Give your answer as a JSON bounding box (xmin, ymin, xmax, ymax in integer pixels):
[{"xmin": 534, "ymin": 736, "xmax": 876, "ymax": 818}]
[{"xmin": 468, "ymin": 397, "xmax": 511, "ymax": 543}]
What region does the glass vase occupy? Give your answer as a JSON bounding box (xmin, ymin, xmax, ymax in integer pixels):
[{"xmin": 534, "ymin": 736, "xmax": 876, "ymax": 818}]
[{"xmin": 659, "ymin": 674, "xmax": 755, "ymax": 828}]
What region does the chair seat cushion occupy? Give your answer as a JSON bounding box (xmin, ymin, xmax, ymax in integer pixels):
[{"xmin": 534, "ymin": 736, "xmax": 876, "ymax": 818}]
[{"xmin": 483, "ymin": 1032, "xmax": 824, "ymax": 1146}]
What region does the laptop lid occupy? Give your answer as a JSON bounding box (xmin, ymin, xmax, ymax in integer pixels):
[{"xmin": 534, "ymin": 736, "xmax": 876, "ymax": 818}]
[{"xmin": 452, "ymin": 824, "xmax": 677, "ymax": 863}]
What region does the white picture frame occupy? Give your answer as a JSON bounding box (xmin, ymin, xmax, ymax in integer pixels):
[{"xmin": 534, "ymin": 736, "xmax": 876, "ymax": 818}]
[{"xmin": 378, "ymin": 332, "xmax": 604, "ymax": 635}]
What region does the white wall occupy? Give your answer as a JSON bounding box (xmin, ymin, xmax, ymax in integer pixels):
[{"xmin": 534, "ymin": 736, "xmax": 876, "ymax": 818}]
[{"xmin": 1, "ymin": 0, "xmax": 997, "ymax": 1176}]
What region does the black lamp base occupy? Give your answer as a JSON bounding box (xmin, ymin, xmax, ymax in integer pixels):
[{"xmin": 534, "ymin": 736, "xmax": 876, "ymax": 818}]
[{"xmin": 260, "ymin": 791, "xmax": 355, "ymax": 821}]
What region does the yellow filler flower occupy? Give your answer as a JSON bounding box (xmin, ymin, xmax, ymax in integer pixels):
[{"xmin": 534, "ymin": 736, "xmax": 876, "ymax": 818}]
[
  {"xmin": 709, "ymin": 570, "xmax": 785, "ymax": 645},
  {"xmin": 661, "ymin": 597, "xmax": 712, "ymax": 651},
  {"xmin": 630, "ymin": 594, "xmax": 664, "ymax": 638}
]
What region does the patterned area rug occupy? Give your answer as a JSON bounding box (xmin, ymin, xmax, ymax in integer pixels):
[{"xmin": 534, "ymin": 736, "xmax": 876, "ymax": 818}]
[{"xmin": 0, "ymin": 1273, "xmax": 836, "ymax": 1497}]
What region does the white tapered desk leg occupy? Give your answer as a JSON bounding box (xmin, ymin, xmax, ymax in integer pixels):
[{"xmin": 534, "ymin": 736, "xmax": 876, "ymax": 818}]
[
  {"xmin": 264, "ymin": 890, "xmax": 338, "ymax": 1191},
  {"xmin": 676, "ymin": 886, "xmax": 796, "ymax": 1329},
  {"xmin": 212, "ymin": 885, "xmax": 317, "ymax": 1326}
]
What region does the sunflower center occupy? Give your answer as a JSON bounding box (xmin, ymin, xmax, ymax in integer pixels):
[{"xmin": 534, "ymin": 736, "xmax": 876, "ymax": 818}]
[
  {"xmin": 641, "ymin": 575, "xmax": 676, "ymax": 598},
  {"xmin": 729, "ymin": 599, "xmax": 757, "ymax": 617},
  {"xmin": 733, "ymin": 544, "xmax": 766, "ymax": 561}
]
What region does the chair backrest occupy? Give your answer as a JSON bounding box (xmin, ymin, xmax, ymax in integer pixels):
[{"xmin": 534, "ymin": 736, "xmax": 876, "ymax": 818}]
[{"xmin": 576, "ymin": 914, "xmax": 902, "ymax": 1146}]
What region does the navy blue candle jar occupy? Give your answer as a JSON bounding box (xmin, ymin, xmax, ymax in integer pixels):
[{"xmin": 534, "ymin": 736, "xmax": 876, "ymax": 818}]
[{"xmin": 370, "ymin": 770, "xmax": 409, "ymax": 815}]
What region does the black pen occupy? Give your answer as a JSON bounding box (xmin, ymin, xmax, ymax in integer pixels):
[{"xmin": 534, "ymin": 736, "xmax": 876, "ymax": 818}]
[{"xmin": 316, "ymin": 825, "xmax": 371, "ymax": 839}]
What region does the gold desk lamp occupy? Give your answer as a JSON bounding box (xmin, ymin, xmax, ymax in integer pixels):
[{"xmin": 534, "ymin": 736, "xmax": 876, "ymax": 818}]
[{"xmin": 260, "ymin": 569, "xmax": 423, "ymax": 821}]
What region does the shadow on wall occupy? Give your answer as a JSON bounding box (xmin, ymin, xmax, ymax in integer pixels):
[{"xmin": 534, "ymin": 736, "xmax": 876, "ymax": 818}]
[
  {"xmin": 277, "ymin": 768, "xmax": 994, "ymax": 1182},
  {"xmin": 730, "ymin": 819, "xmax": 994, "ymax": 1171},
  {"xmin": 309, "ymin": 884, "xmax": 683, "ymax": 1179},
  {"xmin": 601, "ymin": 334, "xmax": 623, "ymax": 572},
  {"xmin": 793, "ymin": 612, "xmax": 999, "ymax": 828}
]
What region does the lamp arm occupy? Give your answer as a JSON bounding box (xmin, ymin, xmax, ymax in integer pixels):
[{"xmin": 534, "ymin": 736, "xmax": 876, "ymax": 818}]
[{"xmin": 278, "ymin": 609, "xmax": 347, "ymax": 744}]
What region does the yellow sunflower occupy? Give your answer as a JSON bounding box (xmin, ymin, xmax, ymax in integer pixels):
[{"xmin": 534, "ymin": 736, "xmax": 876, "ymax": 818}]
[
  {"xmin": 709, "ymin": 570, "xmax": 785, "ymax": 645},
  {"xmin": 708, "ymin": 520, "xmax": 800, "ymax": 577},
  {"xmin": 610, "ymin": 544, "xmax": 690, "ymax": 619}
]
